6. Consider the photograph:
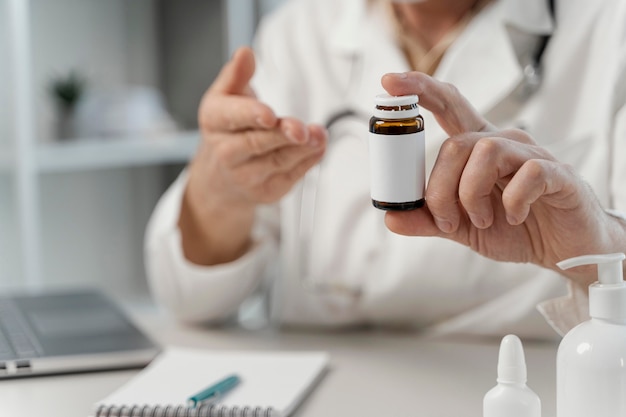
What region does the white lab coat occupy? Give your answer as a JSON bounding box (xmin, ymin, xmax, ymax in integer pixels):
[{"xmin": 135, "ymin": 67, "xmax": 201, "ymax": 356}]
[{"xmin": 145, "ymin": 0, "xmax": 626, "ymax": 338}]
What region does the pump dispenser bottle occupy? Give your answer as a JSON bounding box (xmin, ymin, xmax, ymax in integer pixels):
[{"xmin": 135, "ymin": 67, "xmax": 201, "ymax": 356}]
[
  {"xmin": 483, "ymin": 334, "xmax": 541, "ymax": 417},
  {"xmin": 556, "ymin": 253, "xmax": 626, "ymax": 417}
]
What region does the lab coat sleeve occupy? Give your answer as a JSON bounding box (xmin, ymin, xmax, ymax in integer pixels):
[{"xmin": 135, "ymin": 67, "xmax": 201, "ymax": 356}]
[
  {"xmin": 536, "ymin": 283, "xmax": 590, "ymax": 337},
  {"xmin": 144, "ymin": 170, "xmax": 278, "ymax": 324},
  {"xmin": 143, "ymin": 4, "xmax": 303, "ymax": 324}
]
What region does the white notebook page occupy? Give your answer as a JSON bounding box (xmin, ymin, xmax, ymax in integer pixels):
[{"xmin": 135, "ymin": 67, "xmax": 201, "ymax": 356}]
[{"xmin": 95, "ymin": 347, "xmax": 329, "ymax": 416}]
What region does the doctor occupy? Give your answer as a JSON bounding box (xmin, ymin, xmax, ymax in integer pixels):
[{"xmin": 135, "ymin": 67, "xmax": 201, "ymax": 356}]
[{"xmin": 145, "ymin": 0, "xmax": 626, "ymax": 337}]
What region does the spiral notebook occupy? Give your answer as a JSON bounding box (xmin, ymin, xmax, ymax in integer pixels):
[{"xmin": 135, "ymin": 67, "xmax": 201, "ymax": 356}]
[{"xmin": 91, "ymin": 347, "xmax": 329, "ymax": 417}]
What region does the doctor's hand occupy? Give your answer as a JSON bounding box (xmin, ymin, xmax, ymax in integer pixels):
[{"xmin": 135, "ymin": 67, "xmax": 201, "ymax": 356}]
[
  {"xmin": 381, "ymin": 72, "xmax": 626, "ymax": 290},
  {"xmin": 179, "ymin": 47, "xmax": 327, "ymax": 266}
]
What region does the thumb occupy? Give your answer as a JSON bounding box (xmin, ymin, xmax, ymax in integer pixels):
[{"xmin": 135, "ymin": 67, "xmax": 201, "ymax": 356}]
[
  {"xmin": 381, "ymin": 72, "xmax": 494, "ymax": 135},
  {"xmin": 209, "ymin": 46, "xmax": 256, "ymax": 96},
  {"xmin": 384, "ymin": 206, "xmax": 443, "ymax": 238}
]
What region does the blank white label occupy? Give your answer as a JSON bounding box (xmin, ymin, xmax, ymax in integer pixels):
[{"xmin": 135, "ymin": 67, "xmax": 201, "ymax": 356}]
[{"xmin": 369, "ymin": 131, "xmax": 425, "ymax": 203}]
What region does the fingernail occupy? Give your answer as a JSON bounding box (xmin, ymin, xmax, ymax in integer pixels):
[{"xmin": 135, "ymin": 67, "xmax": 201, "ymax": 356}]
[
  {"xmin": 284, "ymin": 128, "xmax": 298, "ymax": 143},
  {"xmin": 469, "ymin": 213, "xmax": 487, "ymax": 229},
  {"xmin": 390, "ymin": 72, "xmax": 408, "ymax": 79},
  {"xmin": 434, "ymin": 217, "xmax": 453, "ymax": 233},
  {"xmin": 308, "ymin": 135, "xmax": 320, "ymax": 147},
  {"xmin": 506, "ymin": 213, "xmax": 520, "ymax": 226}
]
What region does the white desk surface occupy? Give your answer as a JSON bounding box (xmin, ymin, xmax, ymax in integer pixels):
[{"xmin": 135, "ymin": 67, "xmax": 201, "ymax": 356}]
[{"xmin": 0, "ymin": 303, "xmax": 559, "ymax": 417}]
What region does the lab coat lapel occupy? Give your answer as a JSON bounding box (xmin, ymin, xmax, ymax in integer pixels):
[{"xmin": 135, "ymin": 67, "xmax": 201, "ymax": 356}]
[
  {"xmin": 328, "ymin": 0, "xmax": 525, "ymax": 172},
  {"xmin": 435, "ymin": 1, "xmax": 523, "ymax": 121},
  {"xmin": 330, "ymin": 0, "xmax": 411, "ymax": 124}
]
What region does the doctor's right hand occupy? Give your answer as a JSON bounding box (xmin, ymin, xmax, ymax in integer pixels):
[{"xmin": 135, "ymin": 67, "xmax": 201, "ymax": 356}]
[
  {"xmin": 382, "ymin": 72, "xmax": 626, "ymax": 292},
  {"xmin": 178, "ymin": 47, "xmax": 327, "ymax": 266}
]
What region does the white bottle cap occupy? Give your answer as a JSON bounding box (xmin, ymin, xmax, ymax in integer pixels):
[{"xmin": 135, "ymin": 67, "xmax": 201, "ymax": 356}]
[
  {"xmin": 497, "ymin": 334, "xmax": 527, "ymax": 384},
  {"xmin": 373, "ymin": 94, "xmax": 420, "ymax": 119},
  {"xmin": 557, "ymin": 253, "xmax": 626, "ymax": 321}
]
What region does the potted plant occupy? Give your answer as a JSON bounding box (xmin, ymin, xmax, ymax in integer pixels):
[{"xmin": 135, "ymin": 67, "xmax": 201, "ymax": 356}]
[{"xmin": 49, "ymin": 71, "xmax": 85, "ymax": 140}]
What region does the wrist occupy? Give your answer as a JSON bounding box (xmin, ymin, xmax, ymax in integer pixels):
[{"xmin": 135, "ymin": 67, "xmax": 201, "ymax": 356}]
[{"xmin": 178, "ymin": 184, "xmax": 256, "ymax": 266}]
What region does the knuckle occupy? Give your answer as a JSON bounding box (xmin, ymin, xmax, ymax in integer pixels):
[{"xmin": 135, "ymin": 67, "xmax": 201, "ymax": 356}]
[
  {"xmin": 211, "ymin": 141, "xmax": 238, "ymax": 163},
  {"xmin": 424, "ymin": 189, "xmax": 450, "ymax": 210},
  {"xmin": 198, "ymin": 95, "xmax": 225, "ymax": 132},
  {"xmin": 521, "ymin": 158, "xmax": 548, "ymax": 180},
  {"xmin": 501, "ymin": 128, "xmax": 535, "ymax": 144},
  {"xmin": 472, "ymin": 136, "xmax": 500, "ymax": 158},
  {"xmin": 445, "ymin": 82, "xmax": 461, "ymax": 98},
  {"xmin": 439, "ymin": 136, "xmax": 472, "ymax": 158},
  {"xmin": 458, "ymin": 186, "xmax": 480, "ymax": 207}
]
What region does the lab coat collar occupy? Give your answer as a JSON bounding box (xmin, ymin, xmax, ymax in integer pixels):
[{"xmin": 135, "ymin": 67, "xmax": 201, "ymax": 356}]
[
  {"xmin": 435, "ymin": 0, "xmax": 524, "ymax": 116},
  {"xmin": 329, "ymin": 0, "xmax": 555, "ymax": 55},
  {"xmin": 501, "ymin": 0, "xmax": 555, "ymax": 35},
  {"xmin": 330, "ymin": 0, "xmax": 555, "ymax": 128},
  {"xmin": 329, "ymin": 0, "xmax": 369, "ymax": 54}
]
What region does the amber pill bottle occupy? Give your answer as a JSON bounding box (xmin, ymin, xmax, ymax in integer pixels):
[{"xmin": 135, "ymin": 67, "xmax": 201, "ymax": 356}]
[{"xmin": 368, "ymin": 94, "xmax": 425, "ymax": 210}]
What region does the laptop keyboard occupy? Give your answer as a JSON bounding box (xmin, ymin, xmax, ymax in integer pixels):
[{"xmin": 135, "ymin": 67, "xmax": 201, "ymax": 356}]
[{"xmin": 0, "ymin": 299, "xmax": 42, "ymax": 360}]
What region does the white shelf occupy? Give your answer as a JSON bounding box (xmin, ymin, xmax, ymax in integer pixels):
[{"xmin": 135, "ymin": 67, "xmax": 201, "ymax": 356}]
[{"xmin": 35, "ymin": 130, "xmax": 199, "ymax": 173}]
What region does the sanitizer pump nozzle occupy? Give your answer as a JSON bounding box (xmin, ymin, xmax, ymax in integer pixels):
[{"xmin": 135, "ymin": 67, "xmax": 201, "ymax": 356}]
[
  {"xmin": 483, "ymin": 334, "xmax": 541, "ymax": 417},
  {"xmin": 556, "ymin": 252, "xmax": 626, "ymax": 417},
  {"xmin": 557, "ymin": 253, "xmax": 626, "ymax": 322}
]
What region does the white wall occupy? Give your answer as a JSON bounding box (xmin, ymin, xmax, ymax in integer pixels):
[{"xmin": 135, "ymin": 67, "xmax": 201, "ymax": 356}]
[
  {"xmin": 0, "ymin": 0, "xmax": 184, "ymax": 297},
  {"xmin": 0, "ymin": 0, "xmax": 274, "ymax": 297}
]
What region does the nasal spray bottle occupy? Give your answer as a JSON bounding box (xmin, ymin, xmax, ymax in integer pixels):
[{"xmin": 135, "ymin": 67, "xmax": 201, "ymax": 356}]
[
  {"xmin": 556, "ymin": 253, "xmax": 626, "ymax": 417},
  {"xmin": 483, "ymin": 334, "xmax": 541, "ymax": 417}
]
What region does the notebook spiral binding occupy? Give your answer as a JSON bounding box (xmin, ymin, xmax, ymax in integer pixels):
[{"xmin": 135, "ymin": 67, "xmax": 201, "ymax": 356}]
[{"xmin": 94, "ymin": 404, "xmax": 276, "ymax": 417}]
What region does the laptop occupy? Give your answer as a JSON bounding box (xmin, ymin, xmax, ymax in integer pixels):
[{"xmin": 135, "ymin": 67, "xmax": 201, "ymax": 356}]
[{"xmin": 0, "ymin": 289, "xmax": 160, "ymax": 378}]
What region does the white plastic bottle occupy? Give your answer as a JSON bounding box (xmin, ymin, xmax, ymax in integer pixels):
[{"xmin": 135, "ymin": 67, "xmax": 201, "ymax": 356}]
[
  {"xmin": 556, "ymin": 253, "xmax": 626, "ymax": 417},
  {"xmin": 483, "ymin": 334, "xmax": 541, "ymax": 417}
]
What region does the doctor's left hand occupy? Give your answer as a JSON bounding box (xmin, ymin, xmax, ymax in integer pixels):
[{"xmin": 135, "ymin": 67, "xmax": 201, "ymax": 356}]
[
  {"xmin": 179, "ymin": 47, "xmax": 327, "ymax": 266},
  {"xmin": 381, "ymin": 72, "xmax": 626, "ymax": 290}
]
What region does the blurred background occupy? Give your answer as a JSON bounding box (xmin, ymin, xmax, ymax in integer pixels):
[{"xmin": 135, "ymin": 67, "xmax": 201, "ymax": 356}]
[{"xmin": 0, "ymin": 0, "xmax": 283, "ymax": 300}]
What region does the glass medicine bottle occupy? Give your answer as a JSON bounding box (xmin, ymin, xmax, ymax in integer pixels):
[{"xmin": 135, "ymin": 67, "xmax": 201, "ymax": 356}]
[{"xmin": 368, "ymin": 94, "xmax": 425, "ymax": 210}]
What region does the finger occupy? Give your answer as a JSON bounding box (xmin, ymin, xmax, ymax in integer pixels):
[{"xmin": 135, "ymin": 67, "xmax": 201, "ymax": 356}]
[
  {"xmin": 502, "ymin": 159, "xmax": 576, "ymax": 225},
  {"xmin": 211, "ymin": 119, "xmax": 314, "ymax": 166},
  {"xmin": 426, "ymin": 132, "xmax": 486, "ymax": 233},
  {"xmin": 381, "ymin": 72, "xmax": 494, "ymax": 135},
  {"xmin": 209, "ymin": 47, "xmax": 256, "ymax": 96},
  {"xmin": 279, "ymin": 117, "xmax": 311, "ymax": 145},
  {"xmin": 201, "ymin": 95, "xmax": 277, "ymax": 132},
  {"xmin": 306, "ymin": 124, "xmax": 329, "ymax": 149},
  {"xmin": 459, "ymin": 136, "xmax": 551, "ymax": 228},
  {"xmin": 254, "ymin": 150, "xmax": 326, "ymax": 203},
  {"xmin": 234, "ymin": 140, "xmax": 326, "ymax": 186}
]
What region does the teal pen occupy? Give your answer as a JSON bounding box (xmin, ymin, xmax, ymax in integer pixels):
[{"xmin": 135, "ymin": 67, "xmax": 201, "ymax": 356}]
[{"xmin": 187, "ymin": 374, "xmax": 241, "ymax": 408}]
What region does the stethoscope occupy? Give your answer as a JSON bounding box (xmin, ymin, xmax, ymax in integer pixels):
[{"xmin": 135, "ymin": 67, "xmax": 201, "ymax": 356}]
[
  {"xmin": 519, "ymin": 0, "xmax": 555, "ymax": 99},
  {"xmin": 298, "ymin": 0, "xmax": 555, "ymax": 296}
]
